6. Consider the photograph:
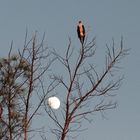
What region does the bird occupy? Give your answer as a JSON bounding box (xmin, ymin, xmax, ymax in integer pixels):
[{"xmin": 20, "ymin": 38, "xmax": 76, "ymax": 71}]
[{"xmin": 77, "ymin": 21, "xmax": 85, "ymax": 45}]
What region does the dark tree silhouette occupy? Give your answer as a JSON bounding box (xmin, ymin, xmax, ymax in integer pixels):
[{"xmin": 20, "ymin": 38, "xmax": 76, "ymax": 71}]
[
  {"xmin": 0, "ymin": 32, "xmax": 56, "ymax": 140},
  {"xmin": 0, "ymin": 31, "xmax": 128, "ymax": 140}
]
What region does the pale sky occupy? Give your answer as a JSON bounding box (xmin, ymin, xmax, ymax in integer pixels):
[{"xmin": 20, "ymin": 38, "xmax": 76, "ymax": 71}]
[{"xmin": 0, "ymin": 0, "xmax": 140, "ymax": 139}]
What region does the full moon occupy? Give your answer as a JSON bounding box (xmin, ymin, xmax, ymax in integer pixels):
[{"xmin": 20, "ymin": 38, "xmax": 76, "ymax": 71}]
[{"xmin": 47, "ymin": 96, "xmax": 60, "ymax": 109}]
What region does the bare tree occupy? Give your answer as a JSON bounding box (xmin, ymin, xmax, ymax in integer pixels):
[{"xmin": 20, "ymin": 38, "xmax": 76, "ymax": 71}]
[
  {"xmin": 0, "ymin": 32, "xmax": 57, "ymax": 140},
  {"xmin": 0, "ymin": 31, "xmax": 128, "ymax": 140},
  {"xmin": 43, "ymin": 37, "xmax": 128, "ymax": 140}
]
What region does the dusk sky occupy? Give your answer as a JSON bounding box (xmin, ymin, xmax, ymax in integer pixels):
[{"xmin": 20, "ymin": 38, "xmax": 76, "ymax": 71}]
[{"xmin": 0, "ymin": 0, "xmax": 140, "ymax": 139}]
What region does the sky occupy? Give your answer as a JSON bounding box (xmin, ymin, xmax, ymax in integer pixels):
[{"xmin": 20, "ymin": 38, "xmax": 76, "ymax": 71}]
[{"xmin": 0, "ymin": 0, "xmax": 140, "ymax": 139}]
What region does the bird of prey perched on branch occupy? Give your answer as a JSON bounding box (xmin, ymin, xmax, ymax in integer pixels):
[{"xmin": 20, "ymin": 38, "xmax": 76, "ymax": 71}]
[{"xmin": 77, "ymin": 21, "xmax": 85, "ymax": 45}]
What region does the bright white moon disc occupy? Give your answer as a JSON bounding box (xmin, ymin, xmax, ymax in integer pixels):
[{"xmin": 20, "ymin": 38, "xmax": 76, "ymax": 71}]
[{"xmin": 47, "ymin": 96, "xmax": 60, "ymax": 109}]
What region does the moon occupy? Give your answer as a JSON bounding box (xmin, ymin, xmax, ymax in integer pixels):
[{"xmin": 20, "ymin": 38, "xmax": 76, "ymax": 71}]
[{"xmin": 47, "ymin": 96, "xmax": 60, "ymax": 109}]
